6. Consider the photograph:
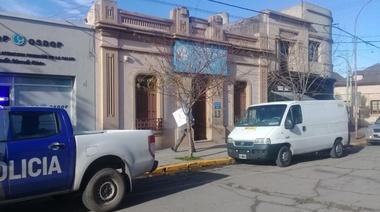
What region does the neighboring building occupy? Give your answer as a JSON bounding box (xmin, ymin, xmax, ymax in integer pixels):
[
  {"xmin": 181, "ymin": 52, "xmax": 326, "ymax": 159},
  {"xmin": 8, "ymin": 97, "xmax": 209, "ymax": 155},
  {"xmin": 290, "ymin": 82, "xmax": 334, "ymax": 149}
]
[
  {"xmin": 334, "ymin": 63, "xmax": 380, "ymax": 126},
  {"xmin": 0, "ymin": 12, "xmax": 96, "ymax": 132},
  {"xmin": 85, "ymin": 0, "xmax": 273, "ymax": 148},
  {"xmin": 224, "ymin": 2, "xmax": 335, "ymax": 101}
]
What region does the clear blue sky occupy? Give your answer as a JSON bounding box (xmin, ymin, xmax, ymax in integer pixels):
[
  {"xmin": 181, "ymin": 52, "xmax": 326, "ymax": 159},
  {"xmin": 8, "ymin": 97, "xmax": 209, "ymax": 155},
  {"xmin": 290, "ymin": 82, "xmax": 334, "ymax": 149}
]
[{"xmin": 1, "ymin": 0, "xmax": 379, "ymax": 76}]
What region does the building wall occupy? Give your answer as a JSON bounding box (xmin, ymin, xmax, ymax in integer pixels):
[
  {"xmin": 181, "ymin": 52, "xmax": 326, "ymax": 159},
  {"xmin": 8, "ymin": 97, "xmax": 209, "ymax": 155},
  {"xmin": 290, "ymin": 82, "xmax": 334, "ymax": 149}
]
[
  {"xmin": 335, "ymin": 84, "xmax": 380, "ymax": 126},
  {"xmin": 0, "ymin": 12, "xmax": 96, "ymax": 132},
  {"xmin": 88, "ymin": 0, "xmax": 271, "ymax": 149},
  {"xmin": 224, "ymin": 2, "xmax": 334, "ymax": 100},
  {"xmin": 265, "ymin": 5, "xmax": 333, "ymax": 76},
  {"xmin": 281, "ymin": 2, "xmax": 333, "ymax": 76}
]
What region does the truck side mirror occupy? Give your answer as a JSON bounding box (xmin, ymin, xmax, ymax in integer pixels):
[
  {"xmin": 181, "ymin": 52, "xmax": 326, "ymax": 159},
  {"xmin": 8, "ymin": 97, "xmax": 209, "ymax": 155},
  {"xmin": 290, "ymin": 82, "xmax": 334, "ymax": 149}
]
[{"xmin": 285, "ymin": 119, "xmax": 294, "ymax": 130}]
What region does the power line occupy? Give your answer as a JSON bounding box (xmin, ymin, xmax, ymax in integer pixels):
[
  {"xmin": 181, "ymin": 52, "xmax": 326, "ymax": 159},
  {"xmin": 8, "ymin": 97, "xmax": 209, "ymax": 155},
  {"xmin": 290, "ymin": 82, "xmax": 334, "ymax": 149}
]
[
  {"xmin": 328, "ymin": 0, "xmax": 380, "ymax": 11},
  {"xmin": 201, "ymin": 0, "xmax": 380, "ymax": 49},
  {"xmin": 136, "ymin": 0, "xmax": 380, "ymax": 52},
  {"xmin": 139, "ymin": 0, "xmax": 245, "ymax": 20},
  {"xmin": 200, "ymin": 0, "xmax": 380, "ymax": 49},
  {"xmin": 337, "ymin": 41, "xmax": 380, "ymax": 43},
  {"xmin": 333, "ymin": 26, "xmax": 380, "ymax": 50},
  {"xmin": 205, "ymin": 0, "xmax": 262, "ymax": 14},
  {"xmin": 47, "ymin": 1, "xmax": 94, "ymax": 19}
]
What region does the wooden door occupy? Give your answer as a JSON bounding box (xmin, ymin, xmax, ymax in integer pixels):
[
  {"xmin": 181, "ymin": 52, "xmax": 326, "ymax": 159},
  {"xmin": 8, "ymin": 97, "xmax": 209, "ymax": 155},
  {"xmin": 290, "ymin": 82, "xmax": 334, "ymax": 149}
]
[
  {"xmin": 193, "ymin": 93, "xmax": 206, "ymax": 140},
  {"xmin": 234, "ymin": 81, "xmax": 247, "ymax": 124}
]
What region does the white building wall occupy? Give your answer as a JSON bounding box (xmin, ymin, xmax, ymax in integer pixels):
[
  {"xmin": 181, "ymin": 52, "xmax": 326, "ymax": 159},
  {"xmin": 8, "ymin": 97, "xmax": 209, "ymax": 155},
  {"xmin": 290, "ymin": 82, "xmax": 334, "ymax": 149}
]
[{"xmin": 0, "ymin": 12, "xmax": 96, "ymax": 131}]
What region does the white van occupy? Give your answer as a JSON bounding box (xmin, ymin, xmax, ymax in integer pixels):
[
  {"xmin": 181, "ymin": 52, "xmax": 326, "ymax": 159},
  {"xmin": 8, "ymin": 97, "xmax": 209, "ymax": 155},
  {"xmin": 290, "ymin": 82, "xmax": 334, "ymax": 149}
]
[{"xmin": 227, "ymin": 100, "xmax": 349, "ymax": 167}]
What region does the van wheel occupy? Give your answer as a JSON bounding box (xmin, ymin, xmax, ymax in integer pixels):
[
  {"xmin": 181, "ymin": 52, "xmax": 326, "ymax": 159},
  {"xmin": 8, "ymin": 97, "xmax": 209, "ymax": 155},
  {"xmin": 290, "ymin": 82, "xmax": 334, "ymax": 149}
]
[
  {"xmin": 276, "ymin": 146, "xmax": 291, "ymax": 167},
  {"xmin": 330, "ymin": 140, "xmax": 343, "ymax": 158},
  {"xmin": 82, "ymin": 168, "xmax": 125, "ymax": 212}
]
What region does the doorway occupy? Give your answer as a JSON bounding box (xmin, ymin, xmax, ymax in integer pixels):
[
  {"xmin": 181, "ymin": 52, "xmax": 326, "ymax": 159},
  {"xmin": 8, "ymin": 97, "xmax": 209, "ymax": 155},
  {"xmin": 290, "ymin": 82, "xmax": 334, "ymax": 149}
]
[
  {"xmin": 234, "ymin": 81, "xmax": 247, "ymax": 124},
  {"xmin": 192, "ymin": 93, "xmax": 206, "ymax": 140},
  {"xmin": 192, "ymin": 78, "xmax": 207, "ymax": 141}
]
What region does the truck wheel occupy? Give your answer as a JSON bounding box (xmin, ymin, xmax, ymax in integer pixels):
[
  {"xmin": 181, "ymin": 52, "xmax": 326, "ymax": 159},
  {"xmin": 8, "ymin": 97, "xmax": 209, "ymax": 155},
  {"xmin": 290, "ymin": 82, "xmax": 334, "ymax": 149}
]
[
  {"xmin": 82, "ymin": 168, "xmax": 125, "ymax": 212},
  {"xmin": 275, "ymin": 146, "xmax": 291, "ymax": 167},
  {"xmin": 330, "ymin": 140, "xmax": 343, "ymax": 158}
]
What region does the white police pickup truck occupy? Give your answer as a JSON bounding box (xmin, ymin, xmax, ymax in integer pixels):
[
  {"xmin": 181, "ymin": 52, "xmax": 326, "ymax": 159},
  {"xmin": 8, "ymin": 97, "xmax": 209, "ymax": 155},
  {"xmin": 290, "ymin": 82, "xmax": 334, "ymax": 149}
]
[{"xmin": 0, "ymin": 106, "xmax": 158, "ymax": 212}]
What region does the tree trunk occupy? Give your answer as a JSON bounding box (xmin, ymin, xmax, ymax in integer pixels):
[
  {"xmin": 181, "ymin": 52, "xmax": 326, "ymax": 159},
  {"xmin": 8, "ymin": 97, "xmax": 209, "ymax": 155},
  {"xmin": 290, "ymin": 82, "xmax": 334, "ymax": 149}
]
[{"xmin": 186, "ymin": 115, "xmax": 195, "ymax": 157}]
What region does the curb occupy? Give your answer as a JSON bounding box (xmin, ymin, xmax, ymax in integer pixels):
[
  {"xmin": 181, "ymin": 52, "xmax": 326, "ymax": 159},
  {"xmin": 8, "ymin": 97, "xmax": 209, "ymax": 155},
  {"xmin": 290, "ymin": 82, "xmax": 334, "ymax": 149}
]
[
  {"xmin": 143, "ymin": 141, "xmax": 368, "ymax": 178},
  {"xmin": 144, "ymin": 157, "xmax": 235, "ymax": 177}
]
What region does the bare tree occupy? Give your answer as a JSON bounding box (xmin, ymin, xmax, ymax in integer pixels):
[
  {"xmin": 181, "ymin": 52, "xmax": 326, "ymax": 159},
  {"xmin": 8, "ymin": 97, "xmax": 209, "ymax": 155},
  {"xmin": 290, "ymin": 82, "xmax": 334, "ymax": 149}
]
[
  {"xmin": 267, "ymin": 38, "xmax": 330, "ymax": 101},
  {"xmin": 137, "ymin": 36, "xmax": 252, "ymax": 157}
]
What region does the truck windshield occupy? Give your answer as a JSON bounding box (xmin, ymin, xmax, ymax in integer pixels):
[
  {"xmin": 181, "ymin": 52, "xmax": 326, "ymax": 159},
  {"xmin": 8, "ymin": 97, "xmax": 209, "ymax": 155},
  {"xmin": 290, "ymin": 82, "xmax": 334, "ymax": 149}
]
[{"xmin": 236, "ymin": 104, "xmax": 287, "ymax": 127}]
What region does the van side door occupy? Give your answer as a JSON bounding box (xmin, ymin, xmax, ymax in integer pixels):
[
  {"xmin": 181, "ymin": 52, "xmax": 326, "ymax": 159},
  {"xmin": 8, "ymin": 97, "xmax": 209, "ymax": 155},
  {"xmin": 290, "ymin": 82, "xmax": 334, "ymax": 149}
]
[
  {"xmin": 283, "ymin": 105, "xmax": 309, "ymax": 154},
  {"xmin": 5, "ymin": 110, "xmax": 71, "ymax": 199}
]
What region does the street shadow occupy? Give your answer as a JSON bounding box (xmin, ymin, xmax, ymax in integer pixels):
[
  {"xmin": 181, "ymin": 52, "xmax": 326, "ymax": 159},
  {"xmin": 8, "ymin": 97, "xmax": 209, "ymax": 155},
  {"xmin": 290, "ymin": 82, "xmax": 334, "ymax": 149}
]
[
  {"xmin": 0, "ymin": 172, "xmax": 228, "ymax": 212},
  {"xmin": 119, "ymin": 171, "xmax": 228, "ymax": 209},
  {"xmin": 366, "ymin": 142, "xmax": 380, "ymax": 146},
  {"xmin": 0, "ymin": 194, "xmax": 87, "ymax": 212},
  {"xmin": 235, "ymin": 145, "xmax": 366, "ymax": 167},
  {"xmin": 290, "ymin": 145, "xmax": 367, "ymax": 165}
]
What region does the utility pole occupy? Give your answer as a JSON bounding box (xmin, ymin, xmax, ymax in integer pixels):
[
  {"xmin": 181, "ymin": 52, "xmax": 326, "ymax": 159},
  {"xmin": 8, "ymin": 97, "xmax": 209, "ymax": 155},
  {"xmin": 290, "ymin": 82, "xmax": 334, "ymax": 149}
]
[
  {"xmin": 354, "ymin": 0, "xmax": 372, "ymax": 138},
  {"xmin": 337, "ymin": 55, "xmax": 352, "ymax": 113}
]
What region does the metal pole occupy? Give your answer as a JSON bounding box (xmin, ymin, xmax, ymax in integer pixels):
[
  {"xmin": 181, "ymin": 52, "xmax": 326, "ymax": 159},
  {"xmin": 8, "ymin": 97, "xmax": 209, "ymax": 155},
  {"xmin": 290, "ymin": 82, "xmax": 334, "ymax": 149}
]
[
  {"xmin": 354, "ymin": 0, "xmax": 372, "ymax": 138},
  {"xmin": 337, "ymin": 56, "xmax": 351, "ymax": 106}
]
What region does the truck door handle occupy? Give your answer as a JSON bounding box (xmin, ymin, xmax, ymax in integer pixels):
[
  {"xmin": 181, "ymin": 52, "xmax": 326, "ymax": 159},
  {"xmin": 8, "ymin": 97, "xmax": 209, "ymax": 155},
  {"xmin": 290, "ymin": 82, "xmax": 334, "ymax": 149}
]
[
  {"xmin": 49, "ymin": 142, "xmax": 65, "ymax": 150},
  {"xmin": 302, "ymin": 126, "xmax": 306, "ymax": 132}
]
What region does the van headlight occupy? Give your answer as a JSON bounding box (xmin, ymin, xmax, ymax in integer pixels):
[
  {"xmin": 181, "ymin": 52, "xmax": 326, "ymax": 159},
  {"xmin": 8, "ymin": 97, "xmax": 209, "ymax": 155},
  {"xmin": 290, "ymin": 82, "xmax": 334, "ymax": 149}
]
[
  {"xmin": 367, "ymin": 128, "xmax": 373, "ymax": 133},
  {"xmin": 254, "ymin": 138, "xmax": 271, "ymax": 144},
  {"xmin": 227, "ymin": 138, "xmax": 234, "ymax": 143}
]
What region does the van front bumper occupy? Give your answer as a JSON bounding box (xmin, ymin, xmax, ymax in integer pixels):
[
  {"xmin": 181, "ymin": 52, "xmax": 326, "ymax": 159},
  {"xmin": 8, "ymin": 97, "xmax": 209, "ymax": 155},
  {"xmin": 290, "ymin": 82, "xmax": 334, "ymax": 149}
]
[{"xmin": 227, "ymin": 143, "xmax": 283, "ymax": 161}]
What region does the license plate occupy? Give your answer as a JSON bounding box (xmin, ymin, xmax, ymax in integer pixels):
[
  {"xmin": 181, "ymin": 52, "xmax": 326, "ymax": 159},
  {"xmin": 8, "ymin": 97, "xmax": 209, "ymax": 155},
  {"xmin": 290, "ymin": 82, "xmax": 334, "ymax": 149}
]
[{"xmin": 239, "ymin": 154, "xmax": 247, "ymax": 159}]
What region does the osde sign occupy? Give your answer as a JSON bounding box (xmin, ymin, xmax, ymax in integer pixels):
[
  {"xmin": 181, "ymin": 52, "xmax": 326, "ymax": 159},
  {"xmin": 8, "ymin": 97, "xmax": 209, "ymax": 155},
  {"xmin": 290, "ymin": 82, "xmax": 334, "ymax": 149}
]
[{"xmin": 0, "ymin": 33, "xmax": 63, "ymax": 48}]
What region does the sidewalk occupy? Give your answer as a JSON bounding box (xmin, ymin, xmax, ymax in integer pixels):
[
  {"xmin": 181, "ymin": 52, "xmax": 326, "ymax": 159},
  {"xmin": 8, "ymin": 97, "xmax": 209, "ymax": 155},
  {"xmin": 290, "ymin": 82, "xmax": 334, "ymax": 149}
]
[
  {"xmin": 146, "ymin": 128, "xmax": 368, "ymax": 177},
  {"xmin": 350, "ymin": 127, "xmax": 367, "ymax": 146}
]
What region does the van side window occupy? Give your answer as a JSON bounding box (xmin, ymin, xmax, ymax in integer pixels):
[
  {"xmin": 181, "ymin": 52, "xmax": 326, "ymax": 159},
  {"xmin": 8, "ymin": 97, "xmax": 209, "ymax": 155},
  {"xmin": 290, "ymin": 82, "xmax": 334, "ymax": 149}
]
[
  {"xmin": 10, "ymin": 111, "xmax": 60, "ymax": 140},
  {"xmin": 286, "ymin": 105, "xmax": 303, "ymax": 124}
]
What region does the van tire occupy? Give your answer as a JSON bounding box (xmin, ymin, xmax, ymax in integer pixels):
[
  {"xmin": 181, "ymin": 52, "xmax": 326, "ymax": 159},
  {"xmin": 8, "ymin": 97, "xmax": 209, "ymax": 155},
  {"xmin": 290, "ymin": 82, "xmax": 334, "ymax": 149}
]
[
  {"xmin": 276, "ymin": 146, "xmax": 291, "ymax": 167},
  {"xmin": 330, "ymin": 140, "xmax": 343, "ymax": 158}
]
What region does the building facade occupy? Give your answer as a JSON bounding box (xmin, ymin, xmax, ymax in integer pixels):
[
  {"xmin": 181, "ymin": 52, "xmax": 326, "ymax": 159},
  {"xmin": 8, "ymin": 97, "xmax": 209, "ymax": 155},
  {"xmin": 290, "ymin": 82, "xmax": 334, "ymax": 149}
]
[
  {"xmin": 0, "ymin": 12, "xmax": 96, "ymax": 132},
  {"xmin": 334, "ymin": 63, "xmax": 380, "ymax": 126},
  {"xmin": 86, "ymin": 0, "xmax": 273, "ymax": 148},
  {"xmin": 85, "ymin": 0, "xmax": 335, "ymax": 149}
]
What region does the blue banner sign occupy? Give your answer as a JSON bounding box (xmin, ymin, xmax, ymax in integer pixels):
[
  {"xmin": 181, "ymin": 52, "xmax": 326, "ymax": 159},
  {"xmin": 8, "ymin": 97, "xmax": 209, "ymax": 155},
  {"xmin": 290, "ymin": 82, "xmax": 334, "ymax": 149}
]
[{"xmin": 173, "ymin": 40, "xmax": 227, "ymax": 76}]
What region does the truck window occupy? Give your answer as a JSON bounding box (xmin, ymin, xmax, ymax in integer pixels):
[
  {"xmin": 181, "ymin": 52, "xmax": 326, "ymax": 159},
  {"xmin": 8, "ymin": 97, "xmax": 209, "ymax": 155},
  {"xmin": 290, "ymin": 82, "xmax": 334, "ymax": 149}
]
[
  {"xmin": 286, "ymin": 105, "xmax": 303, "ymax": 124},
  {"xmin": 9, "ymin": 111, "xmax": 59, "ymax": 140}
]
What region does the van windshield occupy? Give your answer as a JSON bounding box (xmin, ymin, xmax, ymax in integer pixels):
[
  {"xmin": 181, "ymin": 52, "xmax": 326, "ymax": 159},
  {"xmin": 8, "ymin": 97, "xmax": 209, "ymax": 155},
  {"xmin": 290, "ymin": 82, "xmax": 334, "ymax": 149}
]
[{"xmin": 236, "ymin": 104, "xmax": 287, "ymax": 127}]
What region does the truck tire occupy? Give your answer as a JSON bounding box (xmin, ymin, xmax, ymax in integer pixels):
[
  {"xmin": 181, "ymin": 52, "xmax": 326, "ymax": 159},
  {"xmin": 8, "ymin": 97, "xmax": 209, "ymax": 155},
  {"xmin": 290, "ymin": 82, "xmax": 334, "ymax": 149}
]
[
  {"xmin": 330, "ymin": 140, "xmax": 343, "ymax": 158},
  {"xmin": 275, "ymin": 146, "xmax": 291, "ymax": 167},
  {"xmin": 82, "ymin": 168, "xmax": 125, "ymax": 212}
]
